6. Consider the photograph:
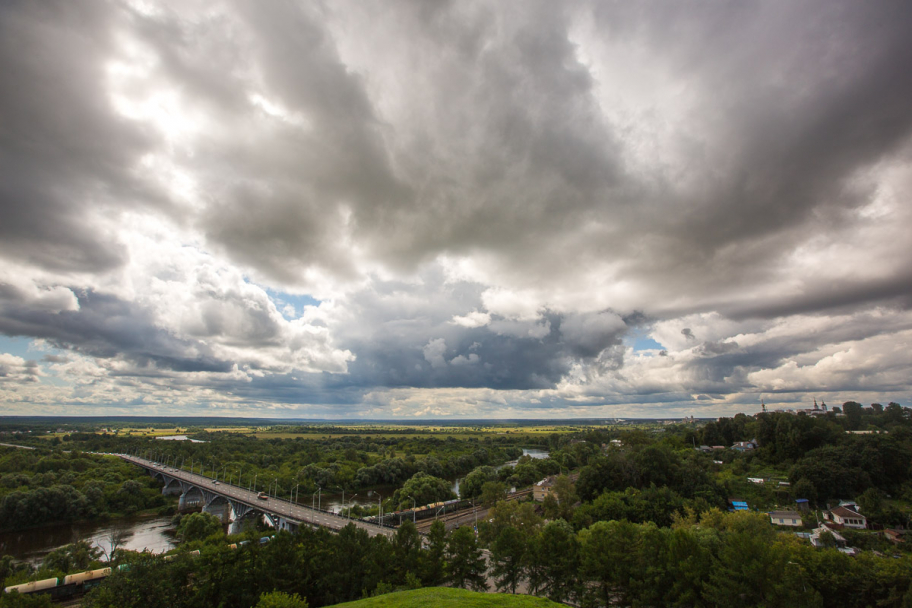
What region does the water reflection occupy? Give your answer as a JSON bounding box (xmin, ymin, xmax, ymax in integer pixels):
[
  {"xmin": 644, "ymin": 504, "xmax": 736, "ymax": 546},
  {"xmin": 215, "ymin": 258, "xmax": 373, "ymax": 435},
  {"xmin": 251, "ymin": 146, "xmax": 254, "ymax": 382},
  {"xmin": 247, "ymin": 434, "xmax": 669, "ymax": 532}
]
[
  {"xmin": 156, "ymin": 435, "xmax": 205, "ymax": 443},
  {"xmin": 0, "ymin": 516, "xmax": 177, "ymax": 565}
]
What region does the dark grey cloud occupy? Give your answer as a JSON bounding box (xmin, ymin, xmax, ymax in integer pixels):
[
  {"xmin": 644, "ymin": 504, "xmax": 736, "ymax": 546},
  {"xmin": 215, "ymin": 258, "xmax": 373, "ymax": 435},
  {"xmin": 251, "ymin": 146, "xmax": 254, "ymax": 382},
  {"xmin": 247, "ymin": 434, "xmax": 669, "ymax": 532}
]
[
  {"xmin": 0, "ymin": 286, "xmax": 230, "ymax": 373},
  {"xmin": 327, "ymin": 273, "xmax": 627, "ymax": 390},
  {"xmin": 1, "ymin": 0, "xmax": 911, "ymax": 414},
  {"xmin": 0, "ymin": 2, "xmax": 163, "ymax": 273}
]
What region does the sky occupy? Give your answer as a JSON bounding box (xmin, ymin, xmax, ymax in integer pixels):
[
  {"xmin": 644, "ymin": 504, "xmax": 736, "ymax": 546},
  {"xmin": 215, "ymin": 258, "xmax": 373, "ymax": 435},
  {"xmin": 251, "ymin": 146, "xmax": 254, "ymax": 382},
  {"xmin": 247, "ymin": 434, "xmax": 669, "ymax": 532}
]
[{"xmin": 1, "ymin": 1, "xmax": 912, "ymax": 419}]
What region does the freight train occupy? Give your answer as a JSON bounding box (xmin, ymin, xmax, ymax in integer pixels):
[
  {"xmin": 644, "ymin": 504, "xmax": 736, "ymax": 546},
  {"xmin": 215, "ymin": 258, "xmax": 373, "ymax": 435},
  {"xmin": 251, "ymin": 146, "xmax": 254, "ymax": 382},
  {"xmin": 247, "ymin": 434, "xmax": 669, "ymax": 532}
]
[
  {"xmin": 3, "ymin": 566, "xmax": 122, "ymax": 601},
  {"xmin": 4, "ymin": 535, "xmax": 273, "ymax": 601},
  {"xmin": 3, "ymin": 547, "xmax": 209, "ymax": 601}
]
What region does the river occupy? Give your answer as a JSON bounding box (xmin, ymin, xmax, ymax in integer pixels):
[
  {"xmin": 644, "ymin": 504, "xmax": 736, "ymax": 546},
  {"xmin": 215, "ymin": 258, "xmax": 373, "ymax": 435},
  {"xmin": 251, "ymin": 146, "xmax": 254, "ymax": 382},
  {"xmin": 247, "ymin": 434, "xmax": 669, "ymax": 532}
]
[
  {"xmin": 450, "ymin": 448, "xmax": 549, "ymax": 497},
  {"xmin": 0, "ymin": 515, "xmax": 177, "ymax": 565}
]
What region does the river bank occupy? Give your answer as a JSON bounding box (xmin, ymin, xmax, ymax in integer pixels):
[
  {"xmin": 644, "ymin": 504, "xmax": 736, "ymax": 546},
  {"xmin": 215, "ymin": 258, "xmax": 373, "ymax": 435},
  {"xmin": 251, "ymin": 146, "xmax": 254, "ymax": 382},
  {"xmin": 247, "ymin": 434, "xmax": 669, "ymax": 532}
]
[{"xmin": 0, "ymin": 513, "xmax": 177, "ymax": 565}]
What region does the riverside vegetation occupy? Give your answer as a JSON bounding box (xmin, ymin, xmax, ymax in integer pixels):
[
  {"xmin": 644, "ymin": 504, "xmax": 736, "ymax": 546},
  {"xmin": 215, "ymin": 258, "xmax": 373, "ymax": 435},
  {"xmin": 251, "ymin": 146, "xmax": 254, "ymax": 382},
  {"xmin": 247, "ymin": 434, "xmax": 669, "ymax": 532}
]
[{"xmin": 1, "ymin": 404, "xmax": 912, "ymax": 606}]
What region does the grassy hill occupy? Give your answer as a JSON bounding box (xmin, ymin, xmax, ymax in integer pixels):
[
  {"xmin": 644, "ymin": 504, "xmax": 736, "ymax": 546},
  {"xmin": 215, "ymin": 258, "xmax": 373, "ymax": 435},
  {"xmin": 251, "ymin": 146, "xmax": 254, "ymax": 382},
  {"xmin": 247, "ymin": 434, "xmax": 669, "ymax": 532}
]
[{"xmin": 331, "ymin": 588, "xmax": 563, "ymax": 608}]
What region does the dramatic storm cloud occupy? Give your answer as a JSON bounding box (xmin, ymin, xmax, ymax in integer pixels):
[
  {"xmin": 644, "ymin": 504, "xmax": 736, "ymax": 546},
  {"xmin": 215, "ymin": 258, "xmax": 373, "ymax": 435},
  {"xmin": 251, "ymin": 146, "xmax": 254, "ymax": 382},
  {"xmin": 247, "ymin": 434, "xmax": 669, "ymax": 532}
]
[{"xmin": 1, "ymin": 0, "xmax": 911, "ymax": 417}]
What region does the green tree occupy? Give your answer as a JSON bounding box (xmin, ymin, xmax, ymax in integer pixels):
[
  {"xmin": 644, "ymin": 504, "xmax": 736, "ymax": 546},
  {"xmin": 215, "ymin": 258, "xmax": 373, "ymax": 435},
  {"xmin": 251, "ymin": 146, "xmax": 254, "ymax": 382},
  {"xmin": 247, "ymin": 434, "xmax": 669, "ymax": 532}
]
[
  {"xmin": 885, "ymin": 403, "xmax": 905, "ymax": 425},
  {"xmin": 578, "ymin": 520, "xmax": 639, "ymax": 607},
  {"xmin": 489, "ymin": 525, "xmax": 526, "ymax": 593},
  {"xmin": 527, "ymin": 520, "xmax": 579, "ymax": 604},
  {"xmin": 42, "ymin": 540, "xmax": 102, "ymax": 573},
  {"xmin": 460, "ymin": 466, "xmax": 497, "ymax": 500},
  {"xmin": 255, "ymin": 591, "xmax": 308, "ymax": 608},
  {"xmin": 446, "ymin": 526, "xmax": 487, "ymax": 591},
  {"xmin": 176, "ymin": 512, "xmax": 223, "ymax": 543},
  {"xmin": 394, "ymin": 472, "xmax": 455, "ymax": 508},
  {"xmin": 421, "ymin": 520, "xmax": 447, "ymax": 586},
  {"xmin": 843, "ymin": 401, "xmax": 863, "ymax": 430},
  {"xmin": 0, "ymin": 556, "xmax": 33, "ymax": 586},
  {"xmin": 480, "ymin": 481, "xmax": 507, "ymax": 507},
  {"xmin": 392, "ymin": 519, "xmax": 421, "ymax": 584},
  {"xmin": 84, "ymin": 553, "xmax": 194, "ymax": 608},
  {"xmin": 0, "ymin": 591, "xmax": 53, "ymax": 608},
  {"xmin": 792, "ymin": 478, "xmax": 818, "ymax": 505},
  {"xmin": 703, "ymin": 513, "xmax": 805, "ymax": 607}
]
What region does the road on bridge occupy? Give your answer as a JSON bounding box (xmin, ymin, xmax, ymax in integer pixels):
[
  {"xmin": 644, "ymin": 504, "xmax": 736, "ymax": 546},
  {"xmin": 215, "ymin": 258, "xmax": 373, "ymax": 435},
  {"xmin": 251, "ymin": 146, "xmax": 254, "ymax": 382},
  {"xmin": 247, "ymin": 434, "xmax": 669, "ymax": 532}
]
[{"xmin": 120, "ymin": 455, "xmax": 397, "ymax": 540}]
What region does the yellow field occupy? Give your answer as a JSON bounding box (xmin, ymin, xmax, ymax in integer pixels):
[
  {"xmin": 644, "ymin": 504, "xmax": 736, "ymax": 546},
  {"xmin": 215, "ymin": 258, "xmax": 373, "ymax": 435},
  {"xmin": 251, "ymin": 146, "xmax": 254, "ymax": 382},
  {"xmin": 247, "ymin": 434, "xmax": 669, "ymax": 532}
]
[
  {"xmin": 248, "ymin": 424, "xmax": 580, "ymax": 441},
  {"xmin": 86, "ymin": 423, "xmax": 595, "ymax": 441}
]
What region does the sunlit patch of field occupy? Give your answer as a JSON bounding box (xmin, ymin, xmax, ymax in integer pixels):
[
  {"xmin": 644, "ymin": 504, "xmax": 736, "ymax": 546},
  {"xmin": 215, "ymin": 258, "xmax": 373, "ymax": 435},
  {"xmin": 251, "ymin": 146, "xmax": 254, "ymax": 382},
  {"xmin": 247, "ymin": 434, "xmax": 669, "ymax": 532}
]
[
  {"xmin": 246, "ymin": 423, "xmax": 581, "ymax": 442},
  {"xmin": 114, "ymin": 427, "xmax": 184, "ymax": 437}
]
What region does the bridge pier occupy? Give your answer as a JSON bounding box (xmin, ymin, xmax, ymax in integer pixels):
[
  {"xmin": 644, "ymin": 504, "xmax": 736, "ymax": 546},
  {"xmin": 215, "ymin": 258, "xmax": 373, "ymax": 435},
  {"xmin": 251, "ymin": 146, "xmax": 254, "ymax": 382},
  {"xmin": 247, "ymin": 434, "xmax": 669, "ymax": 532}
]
[
  {"xmin": 179, "ymin": 486, "xmax": 203, "ymax": 511},
  {"xmin": 162, "ymin": 478, "xmax": 183, "ymax": 497},
  {"xmin": 228, "ymin": 500, "xmax": 259, "ymax": 535},
  {"xmin": 203, "ymin": 500, "xmax": 231, "ymax": 523},
  {"xmin": 276, "ymin": 517, "xmax": 299, "ymax": 534}
]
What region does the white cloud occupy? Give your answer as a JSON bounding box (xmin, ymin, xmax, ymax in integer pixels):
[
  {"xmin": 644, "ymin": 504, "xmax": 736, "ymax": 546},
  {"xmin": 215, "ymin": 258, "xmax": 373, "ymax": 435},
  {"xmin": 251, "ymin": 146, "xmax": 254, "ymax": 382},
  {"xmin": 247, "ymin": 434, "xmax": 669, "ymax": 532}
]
[
  {"xmin": 422, "ymin": 338, "xmax": 447, "ymax": 370},
  {"xmin": 450, "ymin": 310, "xmax": 491, "ymax": 328}
]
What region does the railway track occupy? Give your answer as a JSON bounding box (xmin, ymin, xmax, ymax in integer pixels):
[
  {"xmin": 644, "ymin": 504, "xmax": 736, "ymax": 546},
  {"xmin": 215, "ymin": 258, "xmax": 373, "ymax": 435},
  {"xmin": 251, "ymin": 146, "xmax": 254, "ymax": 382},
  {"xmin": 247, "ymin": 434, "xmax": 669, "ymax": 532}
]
[{"xmin": 413, "ymin": 488, "xmax": 533, "ymax": 533}]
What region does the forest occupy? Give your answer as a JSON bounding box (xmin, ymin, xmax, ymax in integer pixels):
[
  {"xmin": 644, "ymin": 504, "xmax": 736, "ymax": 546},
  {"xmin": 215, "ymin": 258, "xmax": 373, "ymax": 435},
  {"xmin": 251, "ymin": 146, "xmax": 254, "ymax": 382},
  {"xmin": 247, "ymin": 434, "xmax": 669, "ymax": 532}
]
[{"xmin": 1, "ymin": 403, "xmax": 911, "ymax": 607}]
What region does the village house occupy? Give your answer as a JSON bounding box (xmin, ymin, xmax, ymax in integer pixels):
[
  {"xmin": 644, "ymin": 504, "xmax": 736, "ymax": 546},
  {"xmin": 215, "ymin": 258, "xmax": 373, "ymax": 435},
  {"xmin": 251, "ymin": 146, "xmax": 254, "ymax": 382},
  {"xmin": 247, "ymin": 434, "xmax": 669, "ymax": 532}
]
[
  {"xmin": 533, "ymin": 476, "xmax": 556, "ymax": 502},
  {"xmin": 827, "ymin": 505, "xmax": 867, "ymax": 529},
  {"xmin": 884, "ymin": 529, "xmax": 905, "ymax": 544},
  {"xmin": 768, "ymin": 511, "xmax": 803, "ymax": 527},
  {"xmin": 731, "ymin": 440, "xmax": 757, "ymax": 452},
  {"xmin": 810, "ymin": 526, "xmax": 847, "ymax": 548}
]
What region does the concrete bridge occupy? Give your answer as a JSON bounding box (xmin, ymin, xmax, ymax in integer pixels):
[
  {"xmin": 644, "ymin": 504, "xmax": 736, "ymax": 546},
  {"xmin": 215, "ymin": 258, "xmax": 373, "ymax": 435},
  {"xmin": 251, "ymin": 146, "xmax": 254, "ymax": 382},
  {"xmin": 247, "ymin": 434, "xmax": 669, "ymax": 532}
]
[{"xmin": 120, "ymin": 455, "xmax": 396, "ymax": 539}]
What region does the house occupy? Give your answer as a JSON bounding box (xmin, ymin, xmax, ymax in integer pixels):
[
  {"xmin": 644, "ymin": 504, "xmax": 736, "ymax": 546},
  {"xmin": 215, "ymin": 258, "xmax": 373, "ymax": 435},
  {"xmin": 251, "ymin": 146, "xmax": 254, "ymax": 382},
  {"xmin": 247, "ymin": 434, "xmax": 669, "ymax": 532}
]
[
  {"xmin": 731, "ymin": 440, "xmax": 756, "ymax": 452},
  {"xmin": 747, "ymin": 477, "xmax": 765, "ymax": 484},
  {"xmin": 728, "ymin": 498, "xmax": 749, "ymax": 511},
  {"xmin": 810, "ymin": 526, "xmax": 846, "ymax": 548},
  {"xmin": 829, "ymin": 506, "xmax": 867, "ymax": 529},
  {"xmin": 533, "ymin": 476, "xmax": 556, "ymax": 502},
  {"xmin": 883, "ymin": 529, "xmax": 905, "ymax": 544},
  {"xmin": 795, "ymin": 498, "xmax": 810, "ymax": 512},
  {"xmin": 769, "ymin": 511, "xmax": 803, "ymax": 527}
]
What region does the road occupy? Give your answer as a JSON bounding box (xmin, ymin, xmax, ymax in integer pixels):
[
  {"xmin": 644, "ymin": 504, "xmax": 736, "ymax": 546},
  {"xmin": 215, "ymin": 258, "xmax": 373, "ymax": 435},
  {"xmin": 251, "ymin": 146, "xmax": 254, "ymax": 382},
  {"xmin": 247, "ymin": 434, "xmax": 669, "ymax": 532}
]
[{"xmin": 119, "ymin": 455, "xmax": 397, "ymax": 540}]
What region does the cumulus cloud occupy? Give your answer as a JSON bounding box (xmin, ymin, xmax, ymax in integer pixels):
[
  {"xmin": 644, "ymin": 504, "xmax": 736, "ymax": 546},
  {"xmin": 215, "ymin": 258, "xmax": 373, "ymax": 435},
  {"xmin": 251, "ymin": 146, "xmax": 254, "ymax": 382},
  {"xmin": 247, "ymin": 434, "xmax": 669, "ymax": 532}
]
[{"xmin": 1, "ymin": 0, "xmax": 911, "ymax": 416}]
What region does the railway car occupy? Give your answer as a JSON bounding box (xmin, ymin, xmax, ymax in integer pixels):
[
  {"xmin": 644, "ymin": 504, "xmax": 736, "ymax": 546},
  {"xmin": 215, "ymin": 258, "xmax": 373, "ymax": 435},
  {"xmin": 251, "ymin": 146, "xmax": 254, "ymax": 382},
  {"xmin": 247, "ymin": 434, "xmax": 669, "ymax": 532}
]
[
  {"xmin": 63, "ymin": 568, "xmax": 111, "ymax": 586},
  {"xmin": 4, "ymin": 577, "xmax": 59, "ymax": 595}
]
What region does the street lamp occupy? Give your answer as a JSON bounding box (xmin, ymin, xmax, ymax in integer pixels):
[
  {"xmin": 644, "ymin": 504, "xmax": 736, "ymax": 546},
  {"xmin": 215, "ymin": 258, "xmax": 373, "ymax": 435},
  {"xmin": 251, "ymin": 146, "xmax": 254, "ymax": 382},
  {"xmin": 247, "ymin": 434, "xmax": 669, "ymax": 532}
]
[
  {"xmin": 253, "ymin": 473, "xmax": 258, "ymax": 493},
  {"xmin": 312, "ymin": 487, "xmax": 321, "ymax": 524},
  {"xmin": 408, "ymin": 496, "xmax": 416, "ymax": 523},
  {"xmin": 347, "ymin": 494, "xmax": 358, "ymax": 520}
]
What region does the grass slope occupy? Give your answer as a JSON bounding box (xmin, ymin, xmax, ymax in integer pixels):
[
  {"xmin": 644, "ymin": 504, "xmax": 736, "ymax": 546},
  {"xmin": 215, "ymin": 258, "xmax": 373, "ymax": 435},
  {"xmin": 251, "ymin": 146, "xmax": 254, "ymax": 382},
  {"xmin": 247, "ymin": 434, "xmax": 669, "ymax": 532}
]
[{"xmin": 331, "ymin": 588, "xmax": 562, "ymax": 608}]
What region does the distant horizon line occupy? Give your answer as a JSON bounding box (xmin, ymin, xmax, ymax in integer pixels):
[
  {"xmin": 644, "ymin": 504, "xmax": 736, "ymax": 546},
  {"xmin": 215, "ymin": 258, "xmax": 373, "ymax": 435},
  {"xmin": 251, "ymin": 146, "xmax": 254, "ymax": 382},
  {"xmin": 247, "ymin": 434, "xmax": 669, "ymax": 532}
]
[{"xmin": 0, "ymin": 415, "xmax": 712, "ymax": 423}]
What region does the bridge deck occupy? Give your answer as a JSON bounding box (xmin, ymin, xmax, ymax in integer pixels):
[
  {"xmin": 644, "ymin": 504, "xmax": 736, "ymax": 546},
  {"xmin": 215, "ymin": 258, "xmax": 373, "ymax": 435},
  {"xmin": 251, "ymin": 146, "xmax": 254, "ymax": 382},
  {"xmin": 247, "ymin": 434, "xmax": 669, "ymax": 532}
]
[{"xmin": 120, "ymin": 455, "xmax": 396, "ymax": 539}]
